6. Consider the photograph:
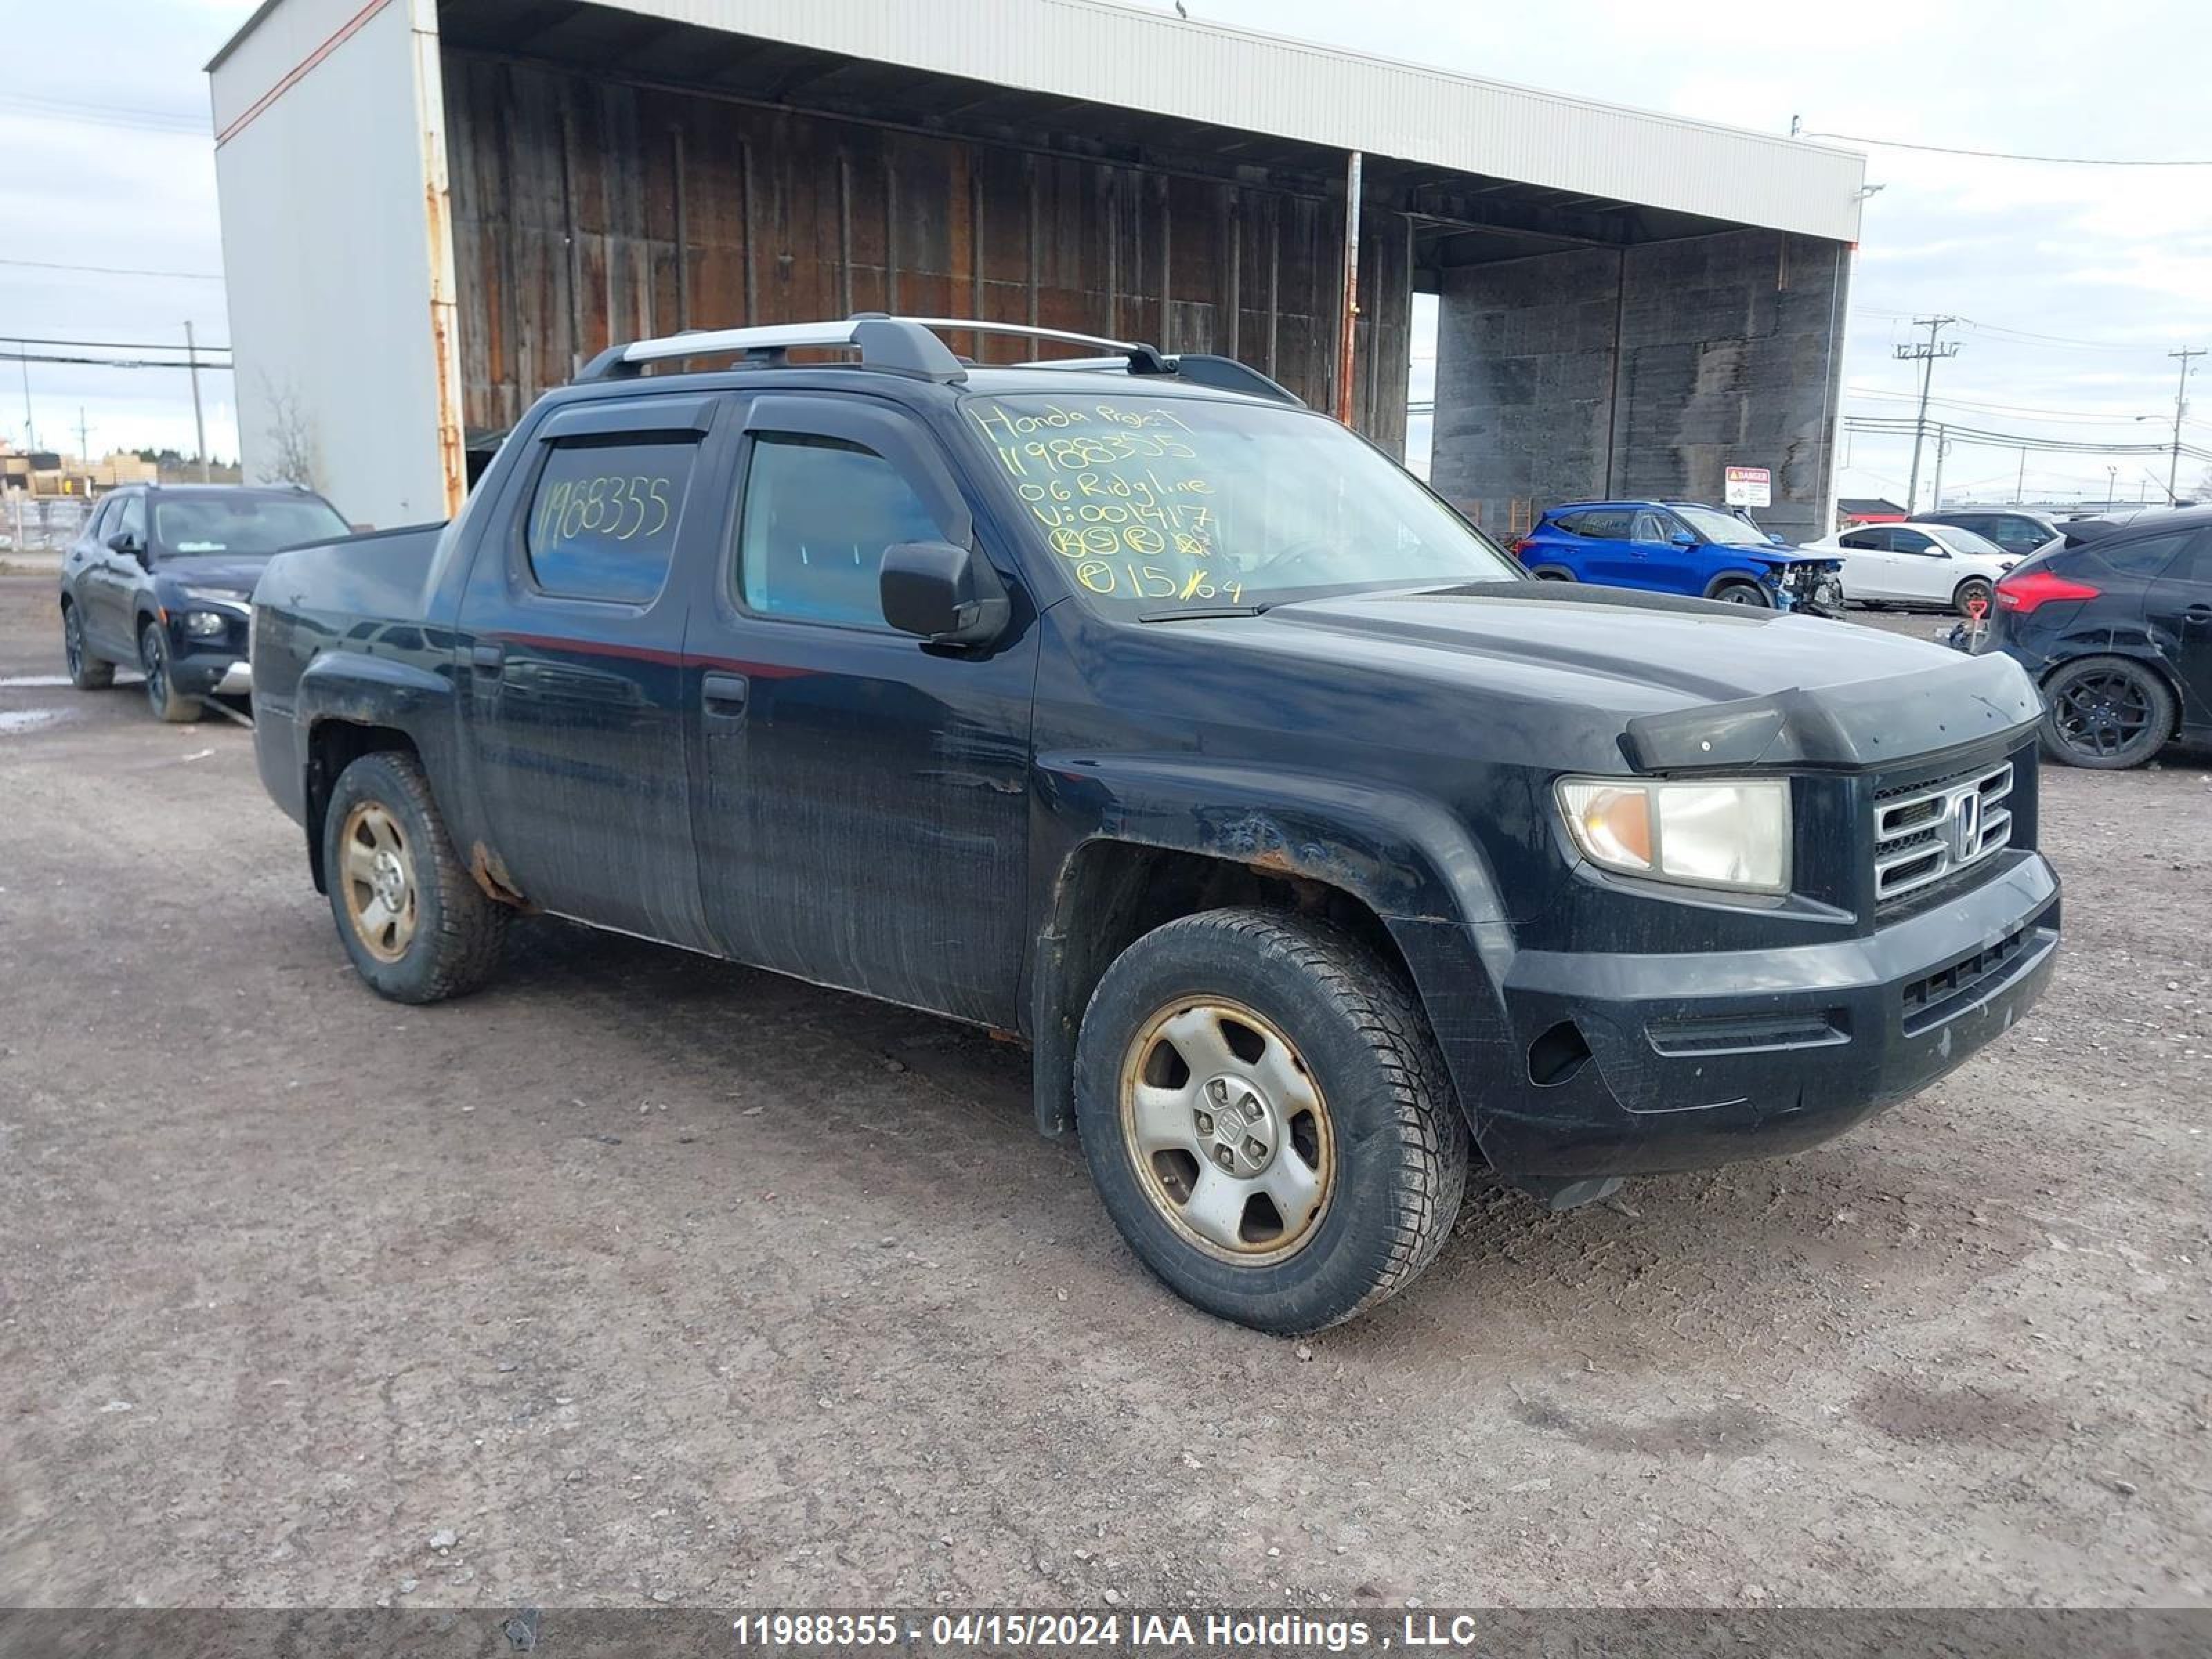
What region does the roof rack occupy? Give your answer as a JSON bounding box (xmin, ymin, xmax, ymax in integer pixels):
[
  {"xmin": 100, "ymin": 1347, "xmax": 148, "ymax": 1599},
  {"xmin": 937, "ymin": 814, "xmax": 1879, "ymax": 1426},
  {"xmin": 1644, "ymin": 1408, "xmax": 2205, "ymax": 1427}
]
[{"xmin": 573, "ymin": 315, "xmax": 1301, "ymax": 404}]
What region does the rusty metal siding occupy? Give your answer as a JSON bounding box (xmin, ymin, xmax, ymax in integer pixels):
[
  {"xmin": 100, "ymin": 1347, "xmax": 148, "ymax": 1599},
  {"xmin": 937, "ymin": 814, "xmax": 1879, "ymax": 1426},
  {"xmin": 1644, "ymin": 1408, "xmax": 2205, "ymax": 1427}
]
[{"xmin": 442, "ymin": 54, "xmax": 1412, "ymax": 449}]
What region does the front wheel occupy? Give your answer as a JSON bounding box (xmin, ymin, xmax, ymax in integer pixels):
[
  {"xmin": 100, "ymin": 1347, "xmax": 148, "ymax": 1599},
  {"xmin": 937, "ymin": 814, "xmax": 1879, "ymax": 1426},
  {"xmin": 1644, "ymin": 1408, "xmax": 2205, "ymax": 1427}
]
[
  {"xmin": 322, "ymin": 751, "xmax": 510, "ymax": 1002},
  {"xmin": 1074, "ymin": 909, "xmax": 1468, "ymax": 1335},
  {"xmin": 139, "ymin": 620, "xmax": 200, "ymax": 721},
  {"xmin": 63, "ymin": 603, "xmax": 114, "ymax": 689},
  {"xmin": 2040, "ymin": 656, "xmax": 2174, "ymax": 770},
  {"xmin": 1711, "ymin": 579, "xmax": 1771, "ymax": 607}
]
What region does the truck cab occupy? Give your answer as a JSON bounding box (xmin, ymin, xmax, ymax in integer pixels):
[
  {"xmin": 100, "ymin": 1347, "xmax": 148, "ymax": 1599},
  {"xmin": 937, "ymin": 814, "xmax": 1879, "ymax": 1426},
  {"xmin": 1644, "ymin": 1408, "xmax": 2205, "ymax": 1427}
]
[{"xmin": 247, "ymin": 316, "xmax": 2060, "ymax": 1334}]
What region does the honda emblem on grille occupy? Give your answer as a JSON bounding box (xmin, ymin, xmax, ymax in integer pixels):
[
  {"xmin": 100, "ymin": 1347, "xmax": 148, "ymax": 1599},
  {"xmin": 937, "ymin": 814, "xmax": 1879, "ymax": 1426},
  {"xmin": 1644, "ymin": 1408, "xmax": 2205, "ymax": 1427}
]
[{"xmin": 1947, "ymin": 786, "xmax": 1984, "ymax": 861}]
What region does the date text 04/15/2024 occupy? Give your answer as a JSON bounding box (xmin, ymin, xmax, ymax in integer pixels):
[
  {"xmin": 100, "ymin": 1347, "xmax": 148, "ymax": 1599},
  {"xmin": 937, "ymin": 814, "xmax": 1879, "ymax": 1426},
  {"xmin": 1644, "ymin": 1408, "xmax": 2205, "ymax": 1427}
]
[{"xmin": 730, "ymin": 1611, "xmax": 1492, "ymax": 1651}]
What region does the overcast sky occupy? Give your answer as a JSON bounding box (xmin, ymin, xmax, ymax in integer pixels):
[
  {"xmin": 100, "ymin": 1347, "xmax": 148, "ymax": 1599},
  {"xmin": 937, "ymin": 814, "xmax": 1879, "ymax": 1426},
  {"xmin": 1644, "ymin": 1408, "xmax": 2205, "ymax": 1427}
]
[{"xmin": 4, "ymin": 0, "xmax": 2208, "ymax": 509}]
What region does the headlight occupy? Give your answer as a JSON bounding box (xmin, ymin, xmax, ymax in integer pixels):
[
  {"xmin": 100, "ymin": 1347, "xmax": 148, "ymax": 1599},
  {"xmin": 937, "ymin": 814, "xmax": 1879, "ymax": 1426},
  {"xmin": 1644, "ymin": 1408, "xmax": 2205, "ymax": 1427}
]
[
  {"xmin": 183, "ymin": 609, "xmax": 229, "ymax": 638},
  {"xmin": 1557, "ymin": 776, "xmax": 1792, "ymax": 894},
  {"xmin": 181, "ymin": 586, "xmax": 247, "ymax": 608}
]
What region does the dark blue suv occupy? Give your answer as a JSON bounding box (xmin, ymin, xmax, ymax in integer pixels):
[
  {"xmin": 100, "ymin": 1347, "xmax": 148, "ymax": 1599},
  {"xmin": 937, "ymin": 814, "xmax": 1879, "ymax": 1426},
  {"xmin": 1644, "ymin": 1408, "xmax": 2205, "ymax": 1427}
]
[{"xmin": 1514, "ymin": 500, "xmax": 1844, "ymax": 615}]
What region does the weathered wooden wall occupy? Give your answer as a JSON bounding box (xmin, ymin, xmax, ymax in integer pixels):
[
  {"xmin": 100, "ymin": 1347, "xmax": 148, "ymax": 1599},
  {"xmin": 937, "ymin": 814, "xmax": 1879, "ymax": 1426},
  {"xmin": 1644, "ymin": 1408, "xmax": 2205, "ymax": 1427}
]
[{"xmin": 441, "ymin": 53, "xmax": 1411, "ymax": 451}]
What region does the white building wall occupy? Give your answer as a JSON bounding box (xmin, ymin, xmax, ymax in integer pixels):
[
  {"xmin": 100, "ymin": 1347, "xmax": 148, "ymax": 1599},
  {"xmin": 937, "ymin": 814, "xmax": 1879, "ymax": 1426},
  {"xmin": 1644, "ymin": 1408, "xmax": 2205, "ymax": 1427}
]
[{"xmin": 211, "ymin": 0, "xmax": 453, "ymax": 528}]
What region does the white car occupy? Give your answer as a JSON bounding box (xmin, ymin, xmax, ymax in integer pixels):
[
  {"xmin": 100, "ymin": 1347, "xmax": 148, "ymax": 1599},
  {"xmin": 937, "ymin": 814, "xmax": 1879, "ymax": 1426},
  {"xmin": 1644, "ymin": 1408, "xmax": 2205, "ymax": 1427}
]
[{"xmin": 1800, "ymin": 521, "xmax": 2021, "ymax": 616}]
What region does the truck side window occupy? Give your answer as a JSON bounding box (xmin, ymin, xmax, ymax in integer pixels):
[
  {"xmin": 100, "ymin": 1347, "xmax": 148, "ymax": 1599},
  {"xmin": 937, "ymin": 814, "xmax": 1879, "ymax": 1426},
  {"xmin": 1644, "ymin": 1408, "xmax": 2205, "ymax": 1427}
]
[
  {"xmin": 737, "ymin": 433, "xmax": 939, "ymax": 627},
  {"xmin": 523, "ymin": 438, "xmax": 698, "ymax": 603}
]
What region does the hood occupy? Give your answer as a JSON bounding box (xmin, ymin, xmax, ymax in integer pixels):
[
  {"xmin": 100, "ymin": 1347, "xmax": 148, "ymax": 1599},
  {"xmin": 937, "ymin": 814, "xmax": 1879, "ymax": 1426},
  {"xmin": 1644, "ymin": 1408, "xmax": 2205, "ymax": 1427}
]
[
  {"xmin": 1226, "ymin": 581, "xmax": 2041, "ymax": 771},
  {"xmin": 158, "ymin": 554, "xmax": 273, "ymax": 596}
]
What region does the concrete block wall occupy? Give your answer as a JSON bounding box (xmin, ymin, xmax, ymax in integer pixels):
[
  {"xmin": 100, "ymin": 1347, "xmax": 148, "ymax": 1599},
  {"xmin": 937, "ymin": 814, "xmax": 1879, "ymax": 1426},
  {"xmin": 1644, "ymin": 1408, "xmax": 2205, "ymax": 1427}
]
[{"xmin": 1431, "ymin": 229, "xmax": 1850, "ymax": 545}]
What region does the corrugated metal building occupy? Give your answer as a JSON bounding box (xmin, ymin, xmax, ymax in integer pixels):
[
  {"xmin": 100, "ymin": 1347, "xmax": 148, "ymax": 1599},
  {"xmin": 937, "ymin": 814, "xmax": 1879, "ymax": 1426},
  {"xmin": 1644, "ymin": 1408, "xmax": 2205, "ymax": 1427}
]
[{"xmin": 208, "ymin": 0, "xmax": 1865, "ymax": 537}]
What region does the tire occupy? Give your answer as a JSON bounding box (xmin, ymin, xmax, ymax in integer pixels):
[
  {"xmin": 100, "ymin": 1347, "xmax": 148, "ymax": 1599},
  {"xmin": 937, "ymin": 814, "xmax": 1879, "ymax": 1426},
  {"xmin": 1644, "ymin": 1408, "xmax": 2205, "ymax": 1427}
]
[
  {"xmin": 2039, "ymin": 656, "xmax": 2175, "ymax": 771},
  {"xmin": 1074, "ymin": 908, "xmax": 1468, "ymax": 1335},
  {"xmin": 138, "ymin": 619, "xmax": 201, "ymax": 722},
  {"xmin": 321, "ymin": 750, "xmax": 510, "ymax": 1002},
  {"xmin": 1531, "ymin": 568, "xmax": 1575, "ymax": 582},
  {"xmin": 1710, "ymin": 579, "xmax": 1770, "ymax": 608},
  {"xmin": 1953, "ymin": 577, "xmax": 1995, "ymax": 618},
  {"xmin": 62, "ymin": 602, "xmax": 114, "ymax": 690}
]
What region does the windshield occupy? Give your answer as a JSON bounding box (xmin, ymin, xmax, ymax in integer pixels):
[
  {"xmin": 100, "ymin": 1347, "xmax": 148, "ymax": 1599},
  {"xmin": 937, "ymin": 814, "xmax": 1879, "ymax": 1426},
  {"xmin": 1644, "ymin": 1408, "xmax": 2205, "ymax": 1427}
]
[
  {"xmin": 1672, "ymin": 504, "xmax": 1768, "ymax": 544},
  {"xmin": 1939, "ymin": 525, "xmax": 2007, "ymax": 557},
  {"xmin": 153, "ymin": 494, "xmax": 348, "ymax": 557},
  {"xmin": 959, "ymin": 393, "xmax": 1519, "ymax": 615}
]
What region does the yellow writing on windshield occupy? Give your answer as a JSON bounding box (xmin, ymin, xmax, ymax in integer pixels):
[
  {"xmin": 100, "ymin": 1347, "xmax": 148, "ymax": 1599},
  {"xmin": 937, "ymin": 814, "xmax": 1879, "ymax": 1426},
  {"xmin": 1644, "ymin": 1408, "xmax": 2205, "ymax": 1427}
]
[{"xmin": 965, "ymin": 400, "xmax": 1239, "ymax": 603}]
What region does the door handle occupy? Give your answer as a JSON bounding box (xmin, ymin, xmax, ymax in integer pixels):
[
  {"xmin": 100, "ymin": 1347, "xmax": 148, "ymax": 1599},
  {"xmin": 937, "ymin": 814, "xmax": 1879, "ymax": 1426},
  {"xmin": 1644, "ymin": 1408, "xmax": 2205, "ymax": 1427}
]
[
  {"xmin": 470, "ymin": 643, "xmax": 505, "ymax": 674},
  {"xmin": 2185, "ymin": 604, "xmax": 2212, "ymax": 624},
  {"xmin": 701, "ymin": 671, "xmax": 750, "ymax": 715}
]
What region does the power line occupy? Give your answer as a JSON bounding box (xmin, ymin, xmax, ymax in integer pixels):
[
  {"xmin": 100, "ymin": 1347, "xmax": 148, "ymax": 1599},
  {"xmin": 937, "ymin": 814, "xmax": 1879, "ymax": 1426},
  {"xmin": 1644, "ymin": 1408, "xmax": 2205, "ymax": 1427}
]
[
  {"xmin": 1804, "ymin": 129, "xmax": 2212, "ymax": 166},
  {"xmin": 1851, "ymin": 306, "xmax": 2175, "ymax": 355},
  {"xmin": 0, "ymin": 256, "xmax": 224, "ymax": 281},
  {"xmin": 1844, "ymin": 386, "xmax": 2166, "ymax": 424},
  {"xmin": 1844, "ymin": 414, "xmax": 2212, "ymax": 462},
  {"xmin": 0, "ymin": 92, "xmax": 208, "ymax": 136},
  {"xmin": 0, "ymin": 350, "xmax": 234, "ymax": 372},
  {"xmin": 6, "ymin": 334, "xmax": 232, "ymax": 356}
]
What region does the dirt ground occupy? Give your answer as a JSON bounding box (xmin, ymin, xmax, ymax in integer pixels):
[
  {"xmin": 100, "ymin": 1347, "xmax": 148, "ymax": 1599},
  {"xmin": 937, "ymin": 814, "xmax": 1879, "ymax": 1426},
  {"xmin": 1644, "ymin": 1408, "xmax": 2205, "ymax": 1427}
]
[{"xmin": 1, "ymin": 569, "xmax": 2207, "ymax": 1611}]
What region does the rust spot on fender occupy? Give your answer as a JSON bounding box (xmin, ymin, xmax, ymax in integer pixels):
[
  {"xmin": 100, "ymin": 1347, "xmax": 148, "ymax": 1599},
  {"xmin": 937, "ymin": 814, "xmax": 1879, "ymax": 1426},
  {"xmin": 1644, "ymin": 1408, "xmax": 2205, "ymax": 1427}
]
[{"xmin": 469, "ymin": 841, "xmax": 538, "ymax": 912}]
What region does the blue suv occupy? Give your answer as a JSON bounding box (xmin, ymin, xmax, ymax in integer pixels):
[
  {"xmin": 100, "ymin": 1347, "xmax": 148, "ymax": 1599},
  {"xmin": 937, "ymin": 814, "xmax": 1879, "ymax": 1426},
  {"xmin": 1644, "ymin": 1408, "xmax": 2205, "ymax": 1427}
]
[{"xmin": 1513, "ymin": 500, "xmax": 1844, "ymax": 615}]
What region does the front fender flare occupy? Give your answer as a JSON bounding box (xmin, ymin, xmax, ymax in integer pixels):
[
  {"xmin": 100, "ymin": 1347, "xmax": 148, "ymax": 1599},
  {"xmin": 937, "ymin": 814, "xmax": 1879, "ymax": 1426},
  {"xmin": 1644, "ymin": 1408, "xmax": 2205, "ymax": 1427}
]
[{"xmin": 1024, "ymin": 753, "xmax": 1521, "ymax": 1136}]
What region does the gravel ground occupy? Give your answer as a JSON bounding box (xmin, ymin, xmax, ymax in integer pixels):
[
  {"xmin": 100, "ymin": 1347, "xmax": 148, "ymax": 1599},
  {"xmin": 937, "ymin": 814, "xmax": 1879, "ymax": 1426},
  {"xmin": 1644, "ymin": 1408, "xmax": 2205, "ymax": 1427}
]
[{"xmin": 1, "ymin": 572, "xmax": 2207, "ymax": 1610}]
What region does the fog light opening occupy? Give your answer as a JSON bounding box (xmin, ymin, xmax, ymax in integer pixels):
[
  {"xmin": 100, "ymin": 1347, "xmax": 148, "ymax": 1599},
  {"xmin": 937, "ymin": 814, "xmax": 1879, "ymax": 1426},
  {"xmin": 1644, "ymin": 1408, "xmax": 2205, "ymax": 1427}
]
[{"xmin": 1527, "ymin": 1020, "xmax": 1593, "ymax": 1087}]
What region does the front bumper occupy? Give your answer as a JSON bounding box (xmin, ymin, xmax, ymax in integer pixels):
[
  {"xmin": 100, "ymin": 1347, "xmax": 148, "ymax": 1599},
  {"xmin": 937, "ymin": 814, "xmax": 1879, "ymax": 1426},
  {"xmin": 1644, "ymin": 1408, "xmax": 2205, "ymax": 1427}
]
[
  {"xmin": 1408, "ymin": 852, "xmax": 2059, "ymax": 1183},
  {"xmin": 169, "ymin": 650, "xmax": 252, "ymax": 697}
]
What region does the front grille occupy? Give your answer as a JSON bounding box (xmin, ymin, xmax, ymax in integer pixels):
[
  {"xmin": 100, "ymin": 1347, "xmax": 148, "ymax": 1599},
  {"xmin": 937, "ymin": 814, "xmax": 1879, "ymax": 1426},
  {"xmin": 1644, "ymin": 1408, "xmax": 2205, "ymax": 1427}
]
[{"xmin": 1873, "ymin": 758, "xmax": 2014, "ymax": 910}]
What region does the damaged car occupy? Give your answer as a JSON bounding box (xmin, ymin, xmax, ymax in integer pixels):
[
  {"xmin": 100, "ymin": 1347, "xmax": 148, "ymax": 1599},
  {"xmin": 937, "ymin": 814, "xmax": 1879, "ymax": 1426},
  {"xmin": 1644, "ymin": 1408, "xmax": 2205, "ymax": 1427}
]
[{"xmin": 243, "ymin": 317, "xmax": 2058, "ymax": 1335}]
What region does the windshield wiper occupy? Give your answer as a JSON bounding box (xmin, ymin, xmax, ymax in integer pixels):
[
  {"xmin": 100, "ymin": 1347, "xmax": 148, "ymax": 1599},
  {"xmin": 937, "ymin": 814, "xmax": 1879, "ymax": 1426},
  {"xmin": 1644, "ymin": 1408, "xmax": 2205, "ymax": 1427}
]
[{"xmin": 1135, "ymin": 603, "xmax": 1268, "ymax": 623}]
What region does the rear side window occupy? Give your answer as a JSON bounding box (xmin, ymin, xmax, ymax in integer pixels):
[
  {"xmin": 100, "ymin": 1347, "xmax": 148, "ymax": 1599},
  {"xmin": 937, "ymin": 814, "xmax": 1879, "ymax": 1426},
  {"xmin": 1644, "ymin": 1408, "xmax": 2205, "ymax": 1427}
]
[
  {"xmin": 1840, "ymin": 528, "xmax": 1886, "ymax": 550},
  {"xmin": 2086, "ymin": 529, "xmax": 2193, "ymax": 580},
  {"xmin": 737, "ymin": 433, "xmax": 939, "ymax": 627},
  {"xmin": 524, "ymin": 439, "xmax": 698, "ymax": 603},
  {"xmin": 1579, "ymin": 510, "xmax": 1633, "ymax": 541}
]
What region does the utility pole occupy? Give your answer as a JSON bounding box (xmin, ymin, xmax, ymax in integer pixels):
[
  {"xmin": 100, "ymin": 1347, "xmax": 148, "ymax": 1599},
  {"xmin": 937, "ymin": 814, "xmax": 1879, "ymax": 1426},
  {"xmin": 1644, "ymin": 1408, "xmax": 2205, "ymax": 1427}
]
[
  {"xmin": 17, "ymin": 340, "xmax": 31, "ymax": 449},
  {"xmin": 2106, "ymin": 465, "xmax": 2118, "ymax": 513},
  {"xmin": 2169, "ymin": 347, "xmax": 2204, "ymax": 504},
  {"xmin": 1895, "ymin": 315, "xmax": 1960, "ymax": 516},
  {"xmin": 185, "ymin": 321, "xmax": 210, "ymax": 482},
  {"xmin": 1929, "ymin": 424, "xmax": 1950, "ymax": 512},
  {"xmin": 2016, "ymin": 447, "xmax": 2027, "ymax": 506},
  {"xmin": 76, "ymin": 409, "xmax": 90, "ymax": 483}
]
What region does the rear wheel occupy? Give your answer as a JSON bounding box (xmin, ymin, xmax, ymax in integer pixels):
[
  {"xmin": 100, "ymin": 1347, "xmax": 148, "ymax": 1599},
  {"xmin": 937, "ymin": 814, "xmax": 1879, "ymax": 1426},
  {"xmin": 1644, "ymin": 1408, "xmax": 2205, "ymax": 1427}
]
[
  {"xmin": 1953, "ymin": 577, "xmax": 1995, "ymax": 617},
  {"xmin": 323, "ymin": 751, "xmax": 510, "ymax": 1002},
  {"xmin": 1712, "ymin": 579, "xmax": 1771, "ymax": 607},
  {"xmin": 138, "ymin": 620, "xmax": 200, "ymax": 722},
  {"xmin": 2040, "ymin": 656, "xmax": 2173, "ymax": 770},
  {"xmin": 62, "ymin": 603, "xmax": 113, "ymax": 689},
  {"xmin": 1074, "ymin": 908, "xmax": 1468, "ymax": 1335}
]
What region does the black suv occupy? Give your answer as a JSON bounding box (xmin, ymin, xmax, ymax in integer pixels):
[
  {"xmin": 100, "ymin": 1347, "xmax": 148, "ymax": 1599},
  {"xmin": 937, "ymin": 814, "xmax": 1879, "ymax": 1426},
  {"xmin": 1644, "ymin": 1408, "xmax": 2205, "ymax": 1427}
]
[
  {"xmin": 1965, "ymin": 505, "xmax": 2212, "ymax": 769},
  {"xmin": 243, "ymin": 317, "xmax": 2061, "ymax": 1333},
  {"xmin": 59, "ymin": 483, "xmax": 350, "ymax": 720},
  {"xmin": 1920, "ymin": 507, "xmax": 2063, "ymax": 559}
]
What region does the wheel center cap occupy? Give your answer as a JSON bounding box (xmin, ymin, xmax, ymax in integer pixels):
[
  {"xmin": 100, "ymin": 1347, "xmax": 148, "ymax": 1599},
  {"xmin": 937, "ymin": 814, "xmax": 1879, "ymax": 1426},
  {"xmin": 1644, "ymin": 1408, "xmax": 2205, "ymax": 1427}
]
[
  {"xmin": 373, "ymin": 852, "xmax": 406, "ymax": 908},
  {"xmin": 1195, "ymin": 1074, "xmax": 1277, "ymax": 1177}
]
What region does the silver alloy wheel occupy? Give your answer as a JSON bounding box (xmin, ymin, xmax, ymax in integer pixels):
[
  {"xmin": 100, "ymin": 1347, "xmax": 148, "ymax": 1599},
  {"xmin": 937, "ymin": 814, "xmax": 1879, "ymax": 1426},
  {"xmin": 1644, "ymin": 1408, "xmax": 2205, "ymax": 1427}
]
[
  {"xmin": 1118, "ymin": 997, "xmax": 1335, "ymax": 1266},
  {"xmin": 339, "ymin": 800, "xmax": 420, "ymax": 962}
]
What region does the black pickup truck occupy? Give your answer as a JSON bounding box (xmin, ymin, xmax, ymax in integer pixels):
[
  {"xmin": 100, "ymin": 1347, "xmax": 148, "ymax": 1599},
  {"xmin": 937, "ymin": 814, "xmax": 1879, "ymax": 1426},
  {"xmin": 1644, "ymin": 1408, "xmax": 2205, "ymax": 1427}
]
[{"xmin": 248, "ymin": 317, "xmax": 2061, "ymax": 1334}]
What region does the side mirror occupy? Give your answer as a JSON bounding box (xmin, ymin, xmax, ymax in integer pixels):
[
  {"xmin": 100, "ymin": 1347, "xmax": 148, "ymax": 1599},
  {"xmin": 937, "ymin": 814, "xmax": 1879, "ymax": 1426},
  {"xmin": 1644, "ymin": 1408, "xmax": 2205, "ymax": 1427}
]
[
  {"xmin": 881, "ymin": 541, "xmax": 1010, "ymax": 648},
  {"xmin": 107, "ymin": 531, "xmax": 148, "ymax": 565},
  {"xmin": 1668, "ymin": 529, "xmax": 1696, "ymax": 547},
  {"xmin": 1768, "ymin": 534, "xmax": 1787, "ymax": 546}
]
